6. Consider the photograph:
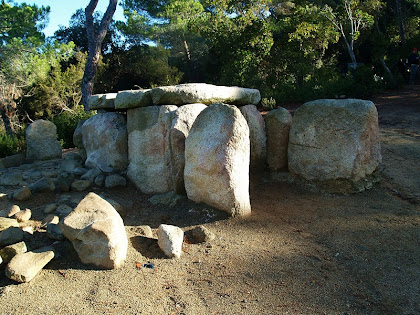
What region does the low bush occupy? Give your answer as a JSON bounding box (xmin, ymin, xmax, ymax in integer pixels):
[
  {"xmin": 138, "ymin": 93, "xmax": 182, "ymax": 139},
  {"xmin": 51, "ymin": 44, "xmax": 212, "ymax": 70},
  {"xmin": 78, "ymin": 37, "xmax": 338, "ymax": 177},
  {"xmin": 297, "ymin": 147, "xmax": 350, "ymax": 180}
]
[{"xmin": 0, "ymin": 131, "xmax": 26, "ymax": 158}]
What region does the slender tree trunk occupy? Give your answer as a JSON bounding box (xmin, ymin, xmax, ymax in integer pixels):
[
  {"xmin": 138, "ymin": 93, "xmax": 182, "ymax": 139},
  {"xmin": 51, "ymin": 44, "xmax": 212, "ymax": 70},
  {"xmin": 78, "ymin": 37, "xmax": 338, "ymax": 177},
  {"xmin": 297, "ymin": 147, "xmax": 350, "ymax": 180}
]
[
  {"xmin": 375, "ymin": 18, "xmax": 396, "ymax": 84},
  {"xmin": 81, "ymin": 0, "xmax": 118, "ymax": 110},
  {"xmin": 396, "ymin": 0, "xmax": 405, "ymax": 45},
  {"xmin": 0, "ymin": 105, "xmax": 14, "ymax": 136}
]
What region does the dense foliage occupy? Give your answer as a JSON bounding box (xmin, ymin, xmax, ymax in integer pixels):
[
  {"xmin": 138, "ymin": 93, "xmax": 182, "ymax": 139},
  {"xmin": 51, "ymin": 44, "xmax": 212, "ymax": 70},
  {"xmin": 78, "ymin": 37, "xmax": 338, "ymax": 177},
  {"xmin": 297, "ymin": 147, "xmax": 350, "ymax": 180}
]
[{"xmin": 1, "ymin": 0, "xmax": 420, "ymax": 154}]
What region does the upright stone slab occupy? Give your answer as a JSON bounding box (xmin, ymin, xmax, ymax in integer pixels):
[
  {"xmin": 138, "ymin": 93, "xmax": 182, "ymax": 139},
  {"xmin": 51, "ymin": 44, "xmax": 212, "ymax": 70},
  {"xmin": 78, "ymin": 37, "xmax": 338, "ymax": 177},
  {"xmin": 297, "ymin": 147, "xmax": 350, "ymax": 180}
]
[
  {"xmin": 73, "ymin": 120, "xmax": 86, "ymax": 160},
  {"xmin": 151, "ymin": 83, "xmax": 261, "ymax": 106},
  {"xmin": 169, "ymin": 103, "xmax": 207, "ymax": 194},
  {"xmin": 288, "ymin": 99, "xmax": 382, "ymax": 193},
  {"xmin": 265, "ymin": 107, "xmax": 292, "ymax": 171},
  {"xmin": 60, "ymin": 192, "xmax": 128, "ymax": 269},
  {"xmin": 240, "ymin": 105, "xmax": 267, "ymax": 170},
  {"xmin": 82, "ymin": 112, "xmax": 128, "ymax": 172},
  {"xmin": 184, "ymin": 103, "xmax": 251, "ymax": 216},
  {"xmin": 26, "ymin": 120, "xmax": 62, "ymax": 161},
  {"xmin": 127, "ymin": 105, "xmax": 177, "ymax": 193}
]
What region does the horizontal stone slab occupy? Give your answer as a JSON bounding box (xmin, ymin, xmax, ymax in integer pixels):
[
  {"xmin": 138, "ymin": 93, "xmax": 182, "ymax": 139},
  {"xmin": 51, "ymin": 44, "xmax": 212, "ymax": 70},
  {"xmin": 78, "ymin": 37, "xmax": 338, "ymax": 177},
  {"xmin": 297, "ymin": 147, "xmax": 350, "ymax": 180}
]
[
  {"xmin": 151, "ymin": 83, "xmax": 261, "ymax": 106},
  {"xmin": 88, "ymin": 93, "xmax": 117, "ymax": 110},
  {"xmin": 115, "ymin": 89, "xmax": 152, "ymax": 110}
]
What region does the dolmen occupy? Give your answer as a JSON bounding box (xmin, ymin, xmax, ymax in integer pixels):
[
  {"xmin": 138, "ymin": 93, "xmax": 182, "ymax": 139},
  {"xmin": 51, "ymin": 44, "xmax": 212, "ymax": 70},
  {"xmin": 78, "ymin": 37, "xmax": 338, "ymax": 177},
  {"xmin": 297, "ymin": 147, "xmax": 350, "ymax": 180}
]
[{"xmin": 78, "ymin": 83, "xmax": 382, "ymax": 216}]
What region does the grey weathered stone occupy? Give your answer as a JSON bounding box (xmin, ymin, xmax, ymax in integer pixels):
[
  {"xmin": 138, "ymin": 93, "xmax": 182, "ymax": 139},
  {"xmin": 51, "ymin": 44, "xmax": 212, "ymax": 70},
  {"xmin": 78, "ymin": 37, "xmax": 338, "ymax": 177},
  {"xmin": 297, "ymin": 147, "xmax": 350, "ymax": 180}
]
[
  {"xmin": 288, "ymin": 99, "xmax": 382, "ymax": 193},
  {"xmin": 149, "ymin": 191, "xmax": 183, "ymax": 208},
  {"xmin": 47, "ymin": 223, "xmax": 64, "ymax": 240},
  {"xmin": 127, "ymin": 105, "xmax": 177, "ymax": 193},
  {"xmin": 94, "ymin": 174, "xmax": 105, "ymax": 187},
  {"xmin": 60, "ymin": 192, "xmax": 128, "ymax": 269},
  {"xmin": 26, "ymin": 120, "xmax": 62, "ymax": 161},
  {"xmin": 14, "ymin": 209, "xmax": 31, "ymax": 222},
  {"xmin": 29, "ymin": 177, "xmax": 55, "ymax": 193},
  {"xmin": 184, "ymin": 104, "xmax": 251, "ymax": 216},
  {"xmin": 44, "ymin": 203, "xmax": 57, "ymax": 214},
  {"xmin": 55, "ymin": 204, "xmax": 73, "ymax": 217},
  {"xmin": 73, "ymin": 120, "xmax": 87, "ymax": 161},
  {"xmin": 82, "ymin": 113, "xmax": 128, "ymax": 172},
  {"xmin": 71, "ymin": 180, "xmax": 91, "ymax": 192},
  {"xmin": 0, "ymin": 217, "xmax": 19, "ymax": 231},
  {"xmin": 114, "ymin": 89, "xmax": 152, "ymax": 109},
  {"xmin": 13, "ymin": 186, "xmax": 31, "ymax": 201},
  {"xmin": 0, "ymin": 227, "xmax": 24, "ymax": 246},
  {"xmin": 73, "ymin": 167, "xmax": 88, "ymax": 176},
  {"xmin": 157, "ymin": 224, "xmax": 184, "ymax": 259},
  {"xmin": 80, "ymin": 168, "xmax": 102, "ymax": 182},
  {"xmin": 61, "ymin": 159, "xmax": 82, "ymax": 173},
  {"xmin": 0, "ymin": 241, "xmax": 27, "ymax": 265},
  {"xmin": 0, "ymin": 173, "xmax": 23, "ymax": 186},
  {"xmin": 105, "ymin": 174, "xmax": 126, "ymax": 188},
  {"xmin": 88, "ymin": 93, "xmax": 117, "ymax": 110},
  {"xmin": 151, "ymin": 83, "xmax": 261, "ymax": 106},
  {"xmin": 240, "ymin": 105, "xmax": 267, "ymax": 170},
  {"xmin": 56, "ymin": 172, "xmax": 75, "ymax": 192},
  {"xmin": 190, "ymin": 225, "xmax": 215, "ymax": 243},
  {"xmin": 63, "ymin": 152, "xmax": 84, "ymax": 164},
  {"xmin": 169, "ymin": 103, "xmax": 207, "ymax": 193},
  {"xmin": 0, "ymin": 154, "xmax": 26, "ymax": 169},
  {"xmin": 265, "ymin": 107, "xmax": 292, "ymax": 171},
  {"xmin": 5, "ymin": 246, "xmax": 55, "ymax": 283},
  {"xmin": 135, "ymin": 225, "xmax": 153, "ymax": 238}
]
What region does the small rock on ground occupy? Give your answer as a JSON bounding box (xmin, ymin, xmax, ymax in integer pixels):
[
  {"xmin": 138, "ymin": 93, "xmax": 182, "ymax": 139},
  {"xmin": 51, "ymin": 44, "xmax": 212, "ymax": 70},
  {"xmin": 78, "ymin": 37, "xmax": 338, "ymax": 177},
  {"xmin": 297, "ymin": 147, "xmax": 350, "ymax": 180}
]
[{"xmin": 157, "ymin": 224, "xmax": 184, "ymax": 259}]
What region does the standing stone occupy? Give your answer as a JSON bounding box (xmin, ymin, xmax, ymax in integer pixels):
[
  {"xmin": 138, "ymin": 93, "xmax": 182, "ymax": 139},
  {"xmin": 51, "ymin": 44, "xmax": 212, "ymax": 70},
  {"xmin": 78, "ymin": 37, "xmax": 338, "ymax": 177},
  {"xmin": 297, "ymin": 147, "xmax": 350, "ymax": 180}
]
[
  {"xmin": 82, "ymin": 113, "xmax": 128, "ymax": 172},
  {"xmin": 73, "ymin": 120, "xmax": 87, "ymax": 161},
  {"xmin": 184, "ymin": 104, "xmax": 251, "ymax": 216},
  {"xmin": 288, "ymin": 99, "xmax": 382, "ymax": 193},
  {"xmin": 127, "ymin": 105, "xmax": 177, "ymax": 194},
  {"xmin": 26, "ymin": 120, "xmax": 62, "ymax": 161},
  {"xmin": 157, "ymin": 224, "xmax": 184, "ymax": 259},
  {"xmin": 151, "ymin": 83, "xmax": 261, "ymax": 106},
  {"xmin": 240, "ymin": 105, "xmax": 267, "ymax": 170},
  {"xmin": 5, "ymin": 246, "xmax": 55, "ymax": 283},
  {"xmin": 169, "ymin": 103, "xmax": 207, "ymax": 194},
  {"xmin": 264, "ymin": 107, "xmax": 292, "ymax": 171},
  {"xmin": 60, "ymin": 192, "xmax": 128, "ymax": 269}
]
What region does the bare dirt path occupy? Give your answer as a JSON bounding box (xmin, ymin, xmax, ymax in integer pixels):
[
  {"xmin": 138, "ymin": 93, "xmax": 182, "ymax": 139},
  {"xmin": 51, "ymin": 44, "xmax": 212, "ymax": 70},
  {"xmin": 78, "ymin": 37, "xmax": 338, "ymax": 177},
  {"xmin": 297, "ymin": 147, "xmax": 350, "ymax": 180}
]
[{"xmin": 0, "ymin": 87, "xmax": 419, "ymax": 314}]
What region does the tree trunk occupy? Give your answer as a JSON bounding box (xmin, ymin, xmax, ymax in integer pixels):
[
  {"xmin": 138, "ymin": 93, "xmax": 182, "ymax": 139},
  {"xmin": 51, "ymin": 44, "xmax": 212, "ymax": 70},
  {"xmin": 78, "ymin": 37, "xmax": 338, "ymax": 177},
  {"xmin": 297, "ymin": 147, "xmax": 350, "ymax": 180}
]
[
  {"xmin": 0, "ymin": 105, "xmax": 14, "ymax": 136},
  {"xmin": 396, "ymin": 0, "xmax": 405, "ymax": 45},
  {"xmin": 81, "ymin": 0, "xmax": 118, "ymax": 110}
]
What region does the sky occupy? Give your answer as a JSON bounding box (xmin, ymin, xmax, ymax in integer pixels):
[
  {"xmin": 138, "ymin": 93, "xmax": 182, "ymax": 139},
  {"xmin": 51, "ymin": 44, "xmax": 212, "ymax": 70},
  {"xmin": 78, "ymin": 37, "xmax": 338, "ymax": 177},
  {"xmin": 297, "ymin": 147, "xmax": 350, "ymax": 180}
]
[{"xmin": 14, "ymin": 0, "xmax": 126, "ymax": 37}]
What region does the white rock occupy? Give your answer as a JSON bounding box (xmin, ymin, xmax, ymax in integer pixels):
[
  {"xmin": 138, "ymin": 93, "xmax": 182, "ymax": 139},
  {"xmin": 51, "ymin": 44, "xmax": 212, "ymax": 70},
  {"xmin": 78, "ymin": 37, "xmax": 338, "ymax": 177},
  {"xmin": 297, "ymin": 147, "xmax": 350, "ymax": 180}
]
[
  {"xmin": 7, "ymin": 205, "xmax": 21, "ymax": 218},
  {"xmin": 157, "ymin": 224, "xmax": 184, "ymax": 258},
  {"xmin": 14, "ymin": 209, "xmax": 31, "ymax": 222},
  {"xmin": 0, "ymin": 241, "xmax": 27, "ymax": 265},
  {"xmin": 151, "ymin": 83, "xmax": 261, "ymax": 106},
  {"xmin": 288, "ymin": 99, "xmax": 382, "ymax": 192},
  {"xmin": 127, "ymin": 105, "xmax": 177, "ymax": 193},
  {"xmin": 5, "ymin": 246, "xmax": 54, "ymax": 283},
  {"xmin": 60, "ymin": 192, "xmax": 128, "ymax": 269},
  {"xmin": 184, "ymin": 104, "xmax": 251, "ymax": 216},
  {"xmin": 169, "ymin": 103, "xmax": 207, "ymax": 193},
  {"xmin": 82, "ymin": 112, "xmax": 128, "ymax": 172},
  {"xmin": 264, "ymin": 107, "xmax": 292, "ymax": 171},
  {"xmin": 240, "ymin": 105, "xmax": 267, "ymax": 170}
]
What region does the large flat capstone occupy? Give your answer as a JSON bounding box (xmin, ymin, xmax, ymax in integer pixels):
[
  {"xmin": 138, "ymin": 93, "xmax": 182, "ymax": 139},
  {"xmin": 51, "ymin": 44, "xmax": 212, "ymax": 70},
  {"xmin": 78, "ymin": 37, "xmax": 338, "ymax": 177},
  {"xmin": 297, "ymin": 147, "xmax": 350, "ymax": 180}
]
[{"xmin": 151, "ymin": 83, "xmax": 261, "ymax": 106}]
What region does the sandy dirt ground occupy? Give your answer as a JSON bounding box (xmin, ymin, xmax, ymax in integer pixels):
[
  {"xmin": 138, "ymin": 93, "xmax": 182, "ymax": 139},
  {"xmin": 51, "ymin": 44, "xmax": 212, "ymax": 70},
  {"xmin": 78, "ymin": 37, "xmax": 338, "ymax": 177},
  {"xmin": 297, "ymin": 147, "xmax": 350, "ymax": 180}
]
[{"xmin": 0, "ymin": 86, "xmax": 419, "ymax": 314}]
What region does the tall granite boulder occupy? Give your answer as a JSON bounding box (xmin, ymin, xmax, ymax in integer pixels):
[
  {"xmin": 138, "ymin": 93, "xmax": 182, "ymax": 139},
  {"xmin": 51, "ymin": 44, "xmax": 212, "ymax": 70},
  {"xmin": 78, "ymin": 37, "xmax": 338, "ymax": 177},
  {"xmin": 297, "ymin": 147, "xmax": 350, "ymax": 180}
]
[
  {"xmin": 82, "ymin": 113, "xmax": 128, "ymax": 172},
  {"xmin": 288, "ymin": 99, "xmax": 382, "ymax": 193},
  {"xmin": 240, "ymin": 105, "xmax": 267, "ymax": 170},
  {"xmin": 265, "ymin": 107, "xmax": 293, "ymax": 171},
  {"xmin": 60, "ymin": 192, "xmax": 128, "ymax": 269},
  {"xmin": 184, "ymin": 103, "xmax": 251, "ymax": 216},
  {"xmin": 26, "ymin": 120, "xmax": 62, "ymax": 161},
  {"xmin": 127, "ymin": 105, "xmax": 177, "ymax": 194},
  {"xmin": 73, "ymin": 120, "xmax": 86, "ymax": 160},
  {"xmin": 169, "ymin": 103, "xmax": 207, "ymax": 194}
]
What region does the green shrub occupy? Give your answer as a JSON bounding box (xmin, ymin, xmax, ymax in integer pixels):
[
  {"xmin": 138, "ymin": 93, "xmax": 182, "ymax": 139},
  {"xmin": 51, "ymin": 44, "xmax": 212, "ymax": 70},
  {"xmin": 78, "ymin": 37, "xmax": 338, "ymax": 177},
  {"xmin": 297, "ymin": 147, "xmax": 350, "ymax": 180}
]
[
  {"xmin": 52, "ymin": 105, "xmax": 95, "ymax": 149},
  {"xmin": 0, "ymin": 131, "xmax": 26, "ymax": 158}
]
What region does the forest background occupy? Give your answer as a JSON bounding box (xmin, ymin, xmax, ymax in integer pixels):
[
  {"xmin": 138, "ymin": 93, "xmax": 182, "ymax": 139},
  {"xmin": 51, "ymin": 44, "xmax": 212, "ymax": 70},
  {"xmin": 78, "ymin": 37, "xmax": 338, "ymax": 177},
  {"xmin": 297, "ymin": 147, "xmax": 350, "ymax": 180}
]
[{"xmin": 0, "ymin": 0, "xmax": 419, "ymax": 157}]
